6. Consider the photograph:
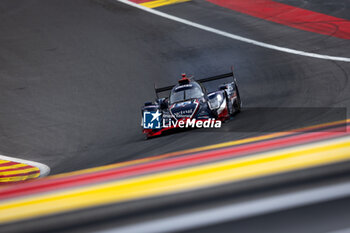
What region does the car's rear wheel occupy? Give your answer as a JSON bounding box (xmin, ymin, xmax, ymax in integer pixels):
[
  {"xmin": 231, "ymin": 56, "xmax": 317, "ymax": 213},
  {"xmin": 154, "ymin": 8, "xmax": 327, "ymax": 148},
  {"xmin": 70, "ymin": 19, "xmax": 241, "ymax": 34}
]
[
  {"xmin": 221, "ymin": 92, "xmax": 231, "ymax": 121},
  {"xmin": 233, "ymin": 84, "xmax": 242, "ymax": 113}
]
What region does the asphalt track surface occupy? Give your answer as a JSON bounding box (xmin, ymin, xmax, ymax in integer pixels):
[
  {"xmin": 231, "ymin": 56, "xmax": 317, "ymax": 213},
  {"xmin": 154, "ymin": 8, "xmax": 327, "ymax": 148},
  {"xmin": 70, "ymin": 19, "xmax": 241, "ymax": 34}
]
[
  {"xmin": 1, "ymin": 0, "xmax": 349, "ymax": 174},
  {"xmin": 0, "ymin": 0, "xmax": 350, "ymax": 232}
]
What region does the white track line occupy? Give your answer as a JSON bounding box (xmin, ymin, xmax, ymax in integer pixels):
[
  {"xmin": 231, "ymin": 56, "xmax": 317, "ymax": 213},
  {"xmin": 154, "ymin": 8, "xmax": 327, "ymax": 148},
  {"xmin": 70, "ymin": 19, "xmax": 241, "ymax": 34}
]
[
  {"xmin": 0, "ymin": 154, "xmax": 50, "ymax": 178},
  {"xmin": 98, "ymin": 181, "xmax": 350, "ymax": 233},
  {"xmin": 117, "ymin": 0, "xmax": 350, "ymax": 62},
  {"xmin": 328, "ymin": 228, "xmax": 350, "ymax": 233}
]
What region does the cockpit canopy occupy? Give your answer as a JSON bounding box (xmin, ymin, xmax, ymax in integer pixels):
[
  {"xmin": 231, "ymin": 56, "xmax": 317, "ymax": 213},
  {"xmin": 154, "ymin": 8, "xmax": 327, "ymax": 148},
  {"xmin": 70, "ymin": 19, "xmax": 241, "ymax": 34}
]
[{"xmin": 169, "ymin": 82, "xmax": 204, "ymax": 104}]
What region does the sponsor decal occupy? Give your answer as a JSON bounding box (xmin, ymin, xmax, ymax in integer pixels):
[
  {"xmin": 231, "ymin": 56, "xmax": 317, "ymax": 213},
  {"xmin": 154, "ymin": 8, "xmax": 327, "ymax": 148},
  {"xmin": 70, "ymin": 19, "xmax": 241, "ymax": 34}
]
[
  {"xmin": 143, "ymin": 110, "xmax": 162, "ymax": 129},
  {"xmin": 175, "ymin": 101, "xmax": 191, "ymax": 107},
  {"xmin": 172, "ymin": 109, "xmax": 193, "ymax": 118}
]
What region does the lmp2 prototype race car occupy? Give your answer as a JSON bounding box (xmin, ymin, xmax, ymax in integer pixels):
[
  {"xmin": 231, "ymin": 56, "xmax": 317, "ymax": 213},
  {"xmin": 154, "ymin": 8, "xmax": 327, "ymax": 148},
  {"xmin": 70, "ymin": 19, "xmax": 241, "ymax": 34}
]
[{"xmin": 141, "ymin": 68, "xmax": 242, "ymax": 138}]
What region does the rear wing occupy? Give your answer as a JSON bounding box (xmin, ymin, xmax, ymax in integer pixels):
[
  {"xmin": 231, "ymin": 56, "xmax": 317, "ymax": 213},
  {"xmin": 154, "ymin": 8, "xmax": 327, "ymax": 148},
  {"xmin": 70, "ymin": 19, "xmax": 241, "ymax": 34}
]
[{"xmin": 155, "ymin": 67, "xmax": 235, "ymax": 98}]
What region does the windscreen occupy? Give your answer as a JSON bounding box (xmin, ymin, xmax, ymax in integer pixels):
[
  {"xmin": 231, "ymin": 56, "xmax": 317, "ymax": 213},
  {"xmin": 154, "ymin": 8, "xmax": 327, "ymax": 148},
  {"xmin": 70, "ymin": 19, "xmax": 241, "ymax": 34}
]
[{"xmin": 170, "ymin": 83, "xmax": 204, "ymax": 104}]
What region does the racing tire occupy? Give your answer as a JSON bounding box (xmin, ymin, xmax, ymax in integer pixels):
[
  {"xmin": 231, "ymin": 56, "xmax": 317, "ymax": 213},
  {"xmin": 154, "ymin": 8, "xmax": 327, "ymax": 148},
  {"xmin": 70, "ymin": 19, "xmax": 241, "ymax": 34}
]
[{"xmin": 233, "ymin": 84, "xmax": 242, "ymax": 113}]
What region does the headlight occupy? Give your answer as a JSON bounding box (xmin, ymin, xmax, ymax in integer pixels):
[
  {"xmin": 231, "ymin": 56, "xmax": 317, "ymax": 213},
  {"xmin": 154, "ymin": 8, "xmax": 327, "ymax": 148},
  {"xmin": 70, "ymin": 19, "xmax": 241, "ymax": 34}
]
[
  {"xmin": 216, "ymin": 94, "xmax": 223, "ymax": 103},
  {"xmin": 208, "ymin": 93, "xmax": 223, "ymax": 110},
  {"xmin": 209, "ymin": 101, "xmax": 220, "ymax": 110}
]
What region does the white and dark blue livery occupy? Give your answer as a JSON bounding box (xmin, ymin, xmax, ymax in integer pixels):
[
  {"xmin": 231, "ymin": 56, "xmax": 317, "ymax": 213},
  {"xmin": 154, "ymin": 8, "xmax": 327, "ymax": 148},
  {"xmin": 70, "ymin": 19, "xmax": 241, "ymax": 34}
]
[{"xmin": 141, "ymin": 68, "xmax": 242, "ymax": 138}]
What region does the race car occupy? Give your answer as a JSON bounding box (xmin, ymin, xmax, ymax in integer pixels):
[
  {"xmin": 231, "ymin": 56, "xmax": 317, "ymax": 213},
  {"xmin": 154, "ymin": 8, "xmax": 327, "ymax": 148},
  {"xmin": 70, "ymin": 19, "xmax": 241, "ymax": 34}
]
[{"xmin": 141, "ymin": 68, "xmax": 242, "ymax": 138}]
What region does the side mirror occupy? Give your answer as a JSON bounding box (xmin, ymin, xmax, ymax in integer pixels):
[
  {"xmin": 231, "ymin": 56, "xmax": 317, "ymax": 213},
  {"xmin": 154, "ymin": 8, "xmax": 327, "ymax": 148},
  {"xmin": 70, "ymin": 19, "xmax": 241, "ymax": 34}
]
[
  {"xmin": 219, "ymin": 84, "xmax": 227, "ymax": 90},
  {"xmin": 157, "ymin": 98, "xmax": 168, "ymax": 109},
  {"xmin": 144, "ymin": 102, "xmax": 153, "ymax": 106}
]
